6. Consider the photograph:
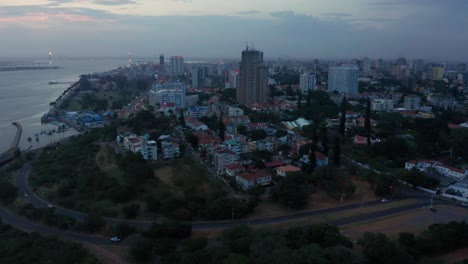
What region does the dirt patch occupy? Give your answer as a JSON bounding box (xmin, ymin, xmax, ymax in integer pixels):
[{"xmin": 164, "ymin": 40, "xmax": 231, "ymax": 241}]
[
  {"xmin": 440, "ymin": 247, "xmax": 468, "ymax": 264},
  {"xmin": 84, "ymin": 244, "xmax": 130, "ymax": 264},
  {"xmin": 251, "ymin": 179, "xmax": 379, "ymax": 218},
  {"xmin": 95, "ymin": 146, "xmax": 118, "ymax": 172},
  {"xmin": 154, "ymin": 166, "xmax": 176, "ymax": 188}
]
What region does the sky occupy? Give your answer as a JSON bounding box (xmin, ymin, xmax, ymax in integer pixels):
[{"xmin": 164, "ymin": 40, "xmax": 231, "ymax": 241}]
[{"xmin": 1, "ymin": 0, "xmax": 467, "ymax": 61}]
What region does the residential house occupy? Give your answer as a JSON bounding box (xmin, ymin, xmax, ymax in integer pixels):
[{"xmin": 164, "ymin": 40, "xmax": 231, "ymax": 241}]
[
  {"xmin": 276, "ymin": 165, "xmax": 302, "ymax": 177},
  {"xmin": 236, "ymin": 170, "xmax": 272, "ymax": 190},
  {"xmin": 353, "ymin": 135, "xmax": 380, "ymax": 145},
  {"xmin": 213, "ymin": 149, "xmax": 239, "ymax": 174},
  {"xmin": 264, "ymin": 160, "xmax": 285, "ymax": 169},
  {"xmin": 315, "ymin": 151, "xmax": 329, "ymax": 167},
  {"xmin": 161, "ymin": 141, "xmax": 180, "ymax": 159},
  {"xmin": 185, "ymin": 117, "xmax": 209, "ymax": 131},
  {"xmin": 140, "ymin": 140, "xmax": 158, "ymax": 161},
  {"xmin": 225, "ymin": 163, "xmax": 245, "ymax": 177}
]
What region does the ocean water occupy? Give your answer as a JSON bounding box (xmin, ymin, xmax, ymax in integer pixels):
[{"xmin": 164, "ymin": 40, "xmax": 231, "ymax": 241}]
[{"xmin": 0, "ymin": 59, "xmax": 128, "ymax": 153}]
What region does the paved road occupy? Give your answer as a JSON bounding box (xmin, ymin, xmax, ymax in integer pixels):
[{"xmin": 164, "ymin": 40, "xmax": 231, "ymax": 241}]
[{"xmin": 4, "ymin": 162, "xmax": 466, "ymax": 245}]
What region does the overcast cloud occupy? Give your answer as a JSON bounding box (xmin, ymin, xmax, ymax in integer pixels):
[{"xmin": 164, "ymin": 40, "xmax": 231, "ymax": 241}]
[{"xmin": 0, "ymin": 0, "xmax": 467, "ymax": 61}]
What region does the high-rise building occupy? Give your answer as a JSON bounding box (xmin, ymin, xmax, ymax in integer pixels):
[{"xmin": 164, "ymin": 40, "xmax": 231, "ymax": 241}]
[
  {"xmin": 428, "ymin": 63, "xmax": 445, "ymax": 81},
  {"xmin": 299, "ymin": 73, "xmax": 316, "ymax": 94},
  {"xmin": 360, "ymin": 57, "xmax": 371, "ymax": 76},
  {"xmin": 170, "ymin": 56, "xmax": 184, "ymax": 76},
  {"xmin": 191, "ymin": 64, "xmax": 199, "ymax": 88},
  {"xmin": 225, "ymin": 69, "xmax": 239, "ymax": 89},
  {"xmin": 413, "ymin": 59, "xmax": 424, "ymax": 78},
  {"xmin": 159, "ymin": 54, "xmax": 164, "ymax": 65},
  {"xmin": 236, "ymin": 47, "xmax": 268, "ymax": 105},
  {"xmin": 327, "ymin": 65, "xmax": 359, "ymax": 95}
]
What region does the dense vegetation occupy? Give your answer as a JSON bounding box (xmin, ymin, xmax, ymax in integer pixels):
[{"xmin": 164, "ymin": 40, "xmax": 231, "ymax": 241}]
[
  {"xmin": 0, "ymin": 221, "xmax": 98, "ymax": 264},
  {"xmin": 29, "ymin": 129, "xmax": 156, "ymax": 217},
  {"xmin": 142, "ymin": 221, "xmax": 468, "ymax": 264}
]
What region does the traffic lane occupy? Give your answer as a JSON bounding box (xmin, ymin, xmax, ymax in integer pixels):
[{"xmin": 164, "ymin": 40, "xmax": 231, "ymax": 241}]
[
  {"xmin": 191, "ymin": 198, "xmax": 406, "ymax": 229},
  {"xmin": 0, "ymin": 206, "xmax": 112, "ymax": 245}
]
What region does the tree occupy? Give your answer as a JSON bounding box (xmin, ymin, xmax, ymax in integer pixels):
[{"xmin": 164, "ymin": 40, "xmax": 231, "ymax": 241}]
[
  {"xmin": 365, "ymin": 97, "xmax": 372, "ymax": 146},
  {"xmin": 339, "ymin": 96, "xmax": 347, "ymax": 136},
  {"xmin": 308, "ymin": 146, "xmax": 317, "ymax": 172},
  {"xmin": 358, "ymin": 232, "xmax": 413, "ymax": 264},
  {"xmin": 237, "ymin": 125, "xmax": 248, "ymax": 136},
  {"xmin": 333, "ymin": 137, "xmax": 341, "ymax": 167},
  {"xmin": 297, "ymin": 92, "xmax": 302, "ymax": 109},
  {"xmin": 130, "ymin": 237, "xmax": 153, "ymax": 261},
  {"xmin": 0, "ymin": 180, "xmax": 17, "ymax": 204},
  {"xmin": 320, "ymin": 126, "xmax": 329, "ymax": 154},
  {"xmin": 179, "ymin": 110, "xmax": 186, "ymax": 127}
]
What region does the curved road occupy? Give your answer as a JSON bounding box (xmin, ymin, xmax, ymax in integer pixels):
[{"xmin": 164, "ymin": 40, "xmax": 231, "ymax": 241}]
[{"xmin": 3, "ymin": 162, "xmax": 466, "ymax": 244}]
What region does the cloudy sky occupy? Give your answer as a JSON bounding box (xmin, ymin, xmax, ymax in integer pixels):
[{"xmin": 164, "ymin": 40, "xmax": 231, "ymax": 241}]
[{"xmin": 1, "ymin": 0, "xmax": 467, "ymax": 60}]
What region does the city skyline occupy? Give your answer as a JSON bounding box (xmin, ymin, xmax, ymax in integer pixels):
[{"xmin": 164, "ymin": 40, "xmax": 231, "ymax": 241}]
[{"xmin": 0, "ymin": 1, "xmax": 467, "ymax": 60}]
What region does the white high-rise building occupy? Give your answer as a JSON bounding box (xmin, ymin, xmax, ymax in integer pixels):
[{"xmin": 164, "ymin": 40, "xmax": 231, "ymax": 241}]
[
  {"xmin": 149, "ymin": 83, "xmax": 187, "ymax": 108},
  {"xmin": 299, "ymin": 73, "xmax": 316, "ymax": 94},
  {"xmin": 327, "ymin": 65, "xmax": 359, "ymax": 95}
]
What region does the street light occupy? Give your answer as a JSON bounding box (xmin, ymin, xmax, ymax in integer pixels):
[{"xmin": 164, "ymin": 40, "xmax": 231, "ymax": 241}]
[{"xmin": 340, "ymin": 193, "xmax": 346, "ymax": 206}]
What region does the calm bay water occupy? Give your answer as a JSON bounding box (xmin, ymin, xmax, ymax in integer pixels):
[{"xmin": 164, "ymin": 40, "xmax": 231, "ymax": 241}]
[{"xmin": 0, "ymin": 59, "xmax": 128, "ymax": 153}]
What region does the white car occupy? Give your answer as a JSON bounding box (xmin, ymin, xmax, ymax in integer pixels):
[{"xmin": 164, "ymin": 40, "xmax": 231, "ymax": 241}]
[
  {"xmin": 110, "ymin": 237, "xmax": 121, "ymax": 242},
  {"xmin": 24, "ymin": 193, "xmax": 28, "ymax": 197},
  {"xmin": 47, "ymin": 204, "xmax": 54, "ymax": 208},
  {"xmin": 380, "ymin": 199, "xmax": 389, "ymax": 203}
]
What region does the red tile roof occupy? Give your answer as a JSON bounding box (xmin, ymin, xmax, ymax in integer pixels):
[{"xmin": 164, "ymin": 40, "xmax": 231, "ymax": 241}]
[
  {"xmin": 264, "ymin": 160, "xmax": 284, "ymax": 168},
  {"xmin": 277, "ymin": 165, "xmax": 301, "ymax": 173},
  {"xmin": 226, "ymin": 163, "xmax": 244, "ymax": 171}
]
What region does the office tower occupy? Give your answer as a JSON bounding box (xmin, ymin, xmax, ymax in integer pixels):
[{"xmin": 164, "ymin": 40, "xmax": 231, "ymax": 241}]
[
  {"xmin": 160, "ymin": 54, "xmax": 164, "ymax": 65},
  {"xmin": 170, "ymin": 56, "xmax": 185, "ymax": 76},
  {"xmin": 299, "ymin": 73, "xmax": 316, "ymax": 94},
  {"xmin": 327, "ymin": 65, "xmax": 359, "ymax": 95},
  {"xmin": 191, "ymin": 64, "xmax": 199, "ymax": 88},
  {"xmin": 428, "ymin": 63, "xmax": 445, "ymax": 81},
  {"xmin": 360, "ymin": 57, "xmax": 371, "ymax": 76},
  {"xmin": 413, "ymin": 59, "xmax": 424, "ymax": 75},
  {"xmin": 236, "ymin": 46, "xmax": 268, "ymax": 104}
]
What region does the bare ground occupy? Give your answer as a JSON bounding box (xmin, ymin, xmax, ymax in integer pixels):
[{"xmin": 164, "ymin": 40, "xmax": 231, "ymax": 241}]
[
  {"xmin": 84, "ymin": 244, "xmax": 130, "ymax": 264},
  {"xmin": 340, "ymin": 205, "xmax": 468, "ymax": 241},
  {"xmin": 251, "ymin": 179, "xmax": 378, "ymax": 218}
]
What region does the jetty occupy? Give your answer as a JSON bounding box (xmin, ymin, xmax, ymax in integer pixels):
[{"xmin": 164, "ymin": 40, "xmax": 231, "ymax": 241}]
[{"xmin": 0, "ymin": 122, "xmax": 22, "ymax": 167}]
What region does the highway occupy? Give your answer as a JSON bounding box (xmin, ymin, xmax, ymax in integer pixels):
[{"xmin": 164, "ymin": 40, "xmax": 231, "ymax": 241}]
[{"xmin": 2, "ymin": 162, "xmax": 466, "ymax": 245}]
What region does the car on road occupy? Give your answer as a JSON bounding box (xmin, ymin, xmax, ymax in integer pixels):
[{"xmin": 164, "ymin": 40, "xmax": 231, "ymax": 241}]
[
  {"xmin": 461, "ymin": 202, "xmax": 467, "ymax": 207},
  {"xmin": 110, "ymin": 237, "xmax": 121, "ymax": 242},
  {"xmin": 380, "ymin": 199, "xmax": 389, "ymax": 203},
  {"xmin": 24, "ymin": 193, "xmax": 28, "ymax": 197},
  {"xmin": 47, "ymin": 204, "xmax": 54, "ymax": 208}
]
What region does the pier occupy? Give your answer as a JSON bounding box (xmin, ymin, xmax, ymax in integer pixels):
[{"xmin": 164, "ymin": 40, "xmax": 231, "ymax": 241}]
[{"xmin": 0, "ymin": 122, "xmax": 22, "ymax": 167}]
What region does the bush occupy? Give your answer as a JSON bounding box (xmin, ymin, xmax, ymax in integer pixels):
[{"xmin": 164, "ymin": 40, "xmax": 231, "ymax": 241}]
[
  {"xmin": 0, "ymin": 180, "xmax": 17, "ymax": 204},
  {"xmin": 122, "ymin": 203, "xmax": 140, "ymax": 219}
]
